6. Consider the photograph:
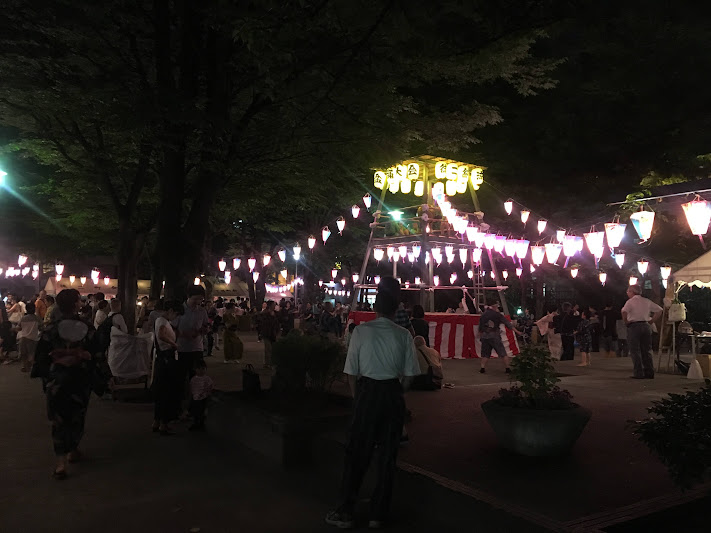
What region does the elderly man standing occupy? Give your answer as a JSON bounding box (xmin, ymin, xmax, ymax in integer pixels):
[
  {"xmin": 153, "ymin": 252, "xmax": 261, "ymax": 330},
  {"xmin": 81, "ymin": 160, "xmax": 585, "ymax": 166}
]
[
  {"xmin": 325, "ymin": 277, "xmax": 420, "ymax": 530},
  {"xmin": 621, "ymin": 285, "xmax": 663, "ymax": 379}
]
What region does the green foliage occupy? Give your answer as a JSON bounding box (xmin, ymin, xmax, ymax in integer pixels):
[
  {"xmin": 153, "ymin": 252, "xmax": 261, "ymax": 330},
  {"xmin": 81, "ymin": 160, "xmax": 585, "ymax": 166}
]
[
  {"xmin": 271, "ymin": 330, "xmax": 346, "ymax": 394},
  {"xmin": 493, "ymin": 345, "xmax": 575, "ymax": 409},
  {"xmin": 631, "ymin": 380, "xmax": 711, "ymax": 490}
]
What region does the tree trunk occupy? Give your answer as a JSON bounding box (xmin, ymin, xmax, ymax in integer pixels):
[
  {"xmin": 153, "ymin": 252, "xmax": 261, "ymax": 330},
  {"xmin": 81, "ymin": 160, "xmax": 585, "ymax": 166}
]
[{"xmin": 117, "ymin": 218, "xmax": 139, "ymax": 334}]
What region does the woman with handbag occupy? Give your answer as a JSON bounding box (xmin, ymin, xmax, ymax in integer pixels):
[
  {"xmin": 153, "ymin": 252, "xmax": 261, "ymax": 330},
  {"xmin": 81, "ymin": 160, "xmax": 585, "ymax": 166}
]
[
  {"xmin": 152, "ymin": 301, "xmax": 184, "ymax": 435},
  {"xmin": 33, "ymin": 289, "xmax": 105, "ymax": 480}
]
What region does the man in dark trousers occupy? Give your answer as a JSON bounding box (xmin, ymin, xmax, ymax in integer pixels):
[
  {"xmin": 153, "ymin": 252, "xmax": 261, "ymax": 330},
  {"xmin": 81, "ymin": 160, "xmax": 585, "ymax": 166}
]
[
  {"xmin": 478, "ymin": 299, "xmax": 522, "ymax": 374},
  {"xmin": 325, "ymin": 277, "xmax": 420, "ymax": 530}
]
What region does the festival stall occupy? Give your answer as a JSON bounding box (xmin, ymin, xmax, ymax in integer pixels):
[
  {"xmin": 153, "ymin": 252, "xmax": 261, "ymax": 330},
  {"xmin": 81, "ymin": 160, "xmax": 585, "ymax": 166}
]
[{"xmin": 350, "ymin": 310, "xmax": 520, "ymax": 358}]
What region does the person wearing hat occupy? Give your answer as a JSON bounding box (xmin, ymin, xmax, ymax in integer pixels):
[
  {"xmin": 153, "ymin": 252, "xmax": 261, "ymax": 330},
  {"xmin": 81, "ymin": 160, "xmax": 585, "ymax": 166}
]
[
  {"xmin": 325, "ymin": 276, "xmax": 420, "ymax": 530},
  {"xmin": 478, "ymin": 299, "xmax": 522, "ymax": 374}
]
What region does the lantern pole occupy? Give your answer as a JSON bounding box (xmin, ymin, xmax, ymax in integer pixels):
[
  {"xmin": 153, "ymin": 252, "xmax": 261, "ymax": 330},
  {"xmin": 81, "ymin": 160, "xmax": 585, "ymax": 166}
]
[
  {"xmin": 420, "ymin": 162, "xmax": 435, "ymax": 311},
  {"xmin": 352, "ymin": 184, "xmax": 388, "ymax": 309}
]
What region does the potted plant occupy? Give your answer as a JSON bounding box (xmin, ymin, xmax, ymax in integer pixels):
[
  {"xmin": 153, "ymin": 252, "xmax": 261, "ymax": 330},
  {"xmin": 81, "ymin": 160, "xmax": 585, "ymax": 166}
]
[
  {"xmin": 631, "ymin": 380, "xmax": 711, "ymax": 490},
  {"xmin": 481, "ymin": 345, "xmax": 592, "ymax": 456}
]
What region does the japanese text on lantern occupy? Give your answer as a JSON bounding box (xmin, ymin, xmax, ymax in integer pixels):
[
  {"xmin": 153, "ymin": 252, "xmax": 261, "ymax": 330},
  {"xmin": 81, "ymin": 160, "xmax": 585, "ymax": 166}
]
[{"xmin": 374, "ymin": 160, "xmax": 483, "ymax": 195}]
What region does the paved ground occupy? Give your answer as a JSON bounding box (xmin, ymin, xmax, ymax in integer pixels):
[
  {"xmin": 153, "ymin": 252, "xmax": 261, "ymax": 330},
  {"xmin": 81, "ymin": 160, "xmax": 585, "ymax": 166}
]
[{"xmin": 0, "ymin": 333, "xmax": 705, "ymax": 532}]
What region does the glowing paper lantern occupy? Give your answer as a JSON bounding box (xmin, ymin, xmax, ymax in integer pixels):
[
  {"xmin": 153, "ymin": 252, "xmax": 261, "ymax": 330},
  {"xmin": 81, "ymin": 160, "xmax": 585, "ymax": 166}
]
[
  {"xmin": 55, "ymin": 262, "xmax": 65, "ymax": 276},
  {"xmin": 322, "ymin": 226, "xmax": 331, "ymax": 244},
  {"xmin": 278, "ymin": 249, "xmax": 286, "ymax": 262},
  {"xmin": 224, "ymin": 271, "xmax": 231, "ymax": 284},
  {"xmin": 293, "ymin": 243, "xmax": 302, "ymax": 259},
  {"xmin": 562, "ymin": 236, "xmax": 578, "ymax": 258},
  {"xmin": 662, "ymin": 279, "xmax": 668, "ymax": 289},
  {"xmin": 504, "ymin": 199, "xmax": 513, "ymax": 215},
  {"xmin": 466, "ymin": 226, "xmax": 478, "ymax": 242},
  {"xmin": 252, "ymin": 272, "xmax": 259, "ymax": 283},
  {"xmin": 336, "ymin": 217, "xmax": 346, "ymax": 235},
  {"xmin": 308, "ymin": 235, "xmax": 316, "ymax": 250},
  {"xmin": 515, "ymin": 239, "xmax": 530, "ymax": 260},
  {"xmin": 432, "ymin": 182, "xmax": 445, "ymax": 198},
  {"xmin": 363, "ymin": 193, "xmax": 372, "ymax": 210},
  {"xmin": 446, "ymin": 254, "xmax": 454, "ymax": 264},
  {"xmin": 467, "ymin": 270, "xmax": 474, "ymax": 279},
  {"xmin": 459, "ymin": 248, "xmax": 468, "ymax": 266},
  {"xmin": 398, "ymin": 245, "xmax": 407, "ymax": 257},
  {"xmin": 490, "ymin": 271, "xmax": 495, "ymax": 280},
  {"xmin": 341, "ymin": 277, "xmax": 347, "ymax": 285},
  {"xmin": 444, "ymin": 245, "xmax": 454, "ymax": 258},
  {"xmin": 545, "ymin": 243, "xmax": 563, "ymax": 265},
  {"xmin": 32, "ymin": 271, "xmax": 38, "ymax": 280},
  {"xmin": 18, "ymin": 254, "xmax": 27, "ymax": 266},
  {"xmin": 248, "ymin": 258, "xmax": 257, "ymax": 272},
  {"xmin": 637, "ymin": 258, "xmax": 649, "ymax": 275},
  {"xmin": 494, "ymin": 235, "xmax": 506, "ymax": 254},
  {"xmin": 630, "ymin": 210, "xmax": 655, "ymax": 241},
  {"xmin": 516, "ymin": 267, "xmax": 523, "ymax": 277},
  {"xmin": 318, "ymin": 280, "xmax": 323, "ymax": 287},
  {"xmin": 352, "ymin": 274, "xmax": 359, "ymax": 283},
  {"xmin": 660, "ymin": 264, "xmax": 672, "ymax": 280},
  {"xmin": 604, "ymin": 222, "xmax": 627, "ymax": 248},
  {"xmin": 504, "ymin": 239, "xmax": 517, "ymax": 258},
  {"xmin": 473, "ymin": 232, "xmax": 486, "ymax": 248},
  {"xmin": 415, "ymin": 277, "xmax": 421, "ymax": 285},
  {"xmin": 21, "ymin": 267, "xmax": 29, "ymax": 276},
  {"xmin": 450, "ymin": 273, "xmax": 457, "ymax": 284},
  {"xmin": 80, "ymin": 276, "xmax": 86, "ymax": 285},
  {"xmin": 484, "ymin": 233, "xmax": 496, "ymax": 250},
  {"xmin": 393, "ymin": 251, "xmax": 401, "ymax": 263},
  {"xmin": 445, "ymin": 180, "xmax": 457, "ymax": 196},
  {"xmin": 69, "ymin": 275, "xmax": 76, "ymax": 284},
  {"xmin": 629, "ymin": 276, "xmax": 638, "ymax": 286},
  {"xmin": 414, "ymin": 181, "xmax": 425, "ymax": 197},
  {"xmin": 280, "ymin": 269, "xmax": 287, "ymax": 280},
  {"xmin": 194, "ymin": 277, "xmax": 201, "ymax": 286},
  {"xmin": 472, "ymin": 248, "xmax": 483, "ymax": 263},
  {"xmin": 32, "ymin": 263, "xmax": 39, "ymax": 272},
  {"xmin": 557, "ymin": 230, "xmax": 566, "ymax": 243},
  {"xmin": 263, "ymin": 254, "xmax": 271, "ymax": 267},
  {"xmin": 233, "ymin": 258, "xmax": 241, "ymax": 270},
  {"xmin": 599, "ymin": 272, "xmax": 607, "ymax": 286},
  {"xmin": 537, "ymin": 219, "xmax": 547, "ymax": 234},
  {"xmin": 331, "ymin": 269, "xmax": 338, "ymax": 279},
  {"xmin": 431, "ymin": 246, "xmax": 441, "ymax": 257},
  {"xmin": 412, "ymin": 244, "xmax": 421, "ymax": 258},
  {"xmin": 531, "ymin": 246, "xmax": 545, "ymax": 266},
  {"xmin": 682, "ymin": 199, "xmax": 711, "ymax": 236},
  {"xmin": 218, "ymin": 259, "xmax": 226, "ymax": 272},
  {"xmin": 502, "ymin": 270, "xmax": 509, "ymax": 280},
  {"xmin": 521, "ymin": 210, "xmax": 530, "ymax": 225},
  {"xmin": 615, "ymin": 251, "xmax": 625, "ymax": 269},
  {"xmin": 373, "ymin": 248, "xmax": 384, "ymax": 261},
  {"xmin": 91, "ymin": 268, "xmax": 100, "ymax": 281},
  {"xmin": 584, "ymin": 231, "xmax": 605, "ymax": 259},
  {"xmin": 530, "ymin": 265, "xmax": 536, "ymax": 273},
  {"xmin": 433, "ymin": 275, "xmax": 440, "ymax": 286},
  {"xmin": 407, "ymin": 252, "xmax": 415, "ymax": 263},
  {"xmin": 56, "ymin": 274, "xmax": 62, "ymax": 282},
  {"xmin": 570, "ymin": 267, "xmax": 579, "ymax": 278}
]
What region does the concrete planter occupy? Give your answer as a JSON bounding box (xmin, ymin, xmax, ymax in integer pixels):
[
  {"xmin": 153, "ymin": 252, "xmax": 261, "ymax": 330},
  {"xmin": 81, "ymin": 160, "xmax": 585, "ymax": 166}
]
[
  {"xmin": 208, "ymin": 391, "xmax": 351, "ymax": 468},
  {"xmin": 481, "ymin": 400, "xmax": 591, "ymax": 457}
]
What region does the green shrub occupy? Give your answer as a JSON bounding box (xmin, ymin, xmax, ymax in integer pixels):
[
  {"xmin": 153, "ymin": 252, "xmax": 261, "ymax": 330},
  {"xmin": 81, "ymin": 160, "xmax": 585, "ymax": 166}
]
[
  {"xmin": 631, "ymin": 380, "xmax": 711, "ymax": 490},
  {"xmin": 493, "ymin": 345, "xmax": 575, "ymax": 409},
  {"xmin": 272, "ymin": 330, "xmax": 346, "ymax": 394}
]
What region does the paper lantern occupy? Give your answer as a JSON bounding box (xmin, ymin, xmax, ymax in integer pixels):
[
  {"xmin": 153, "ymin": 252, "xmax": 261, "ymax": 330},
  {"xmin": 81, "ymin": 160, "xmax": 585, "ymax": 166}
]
[
  {"xmin": 363, "ymin": 193, "xmax": 372, "ymax": 210},
  {"xmin": 458, "ymin": 248, "xmax": 468, "ymax": 265},
  {"xmin": 415, "ymin": 277, "xmax": 421, "ymax": 285},
  {"xmin": 537, "ymin": 219, "xmax": 547, "ymax": 234},
  {"xmin": 194, "ymin": 277, "xmax": 201, "ymax": 286},
  {"xmin": 530, "ymin": 265, "xmax": 536, "ymax": 273},
  {"xmin": 484, "ymin": 233, "xmax": 496, "ymax": 250},
  {"xmin": 91, "ymin": 268, "xmax": 100, "ymax": 280},
  {"xmin": 446, "ymin": 253, "xmax": 455, "ymax": 264},
  {"xmin": 248, "ymin": 257, "xmax": 257, "ymax": 272},
  {"xmin": 388, "ymin": 178, "xmax": 400, "ymax": 194},
  {"xmin": 599, "ymin": 272, "xmax": 607, "ymax": 286},
  {"xmin": 662, "ymin": 279, "xmax": 668, "ymax": 289},
  {"xmin": 472, "ymin": 248, "xmax": 483, "ymax": 263},
  {"xmin": 504, "ymin": 199, "xmax": 513, "ymax": 215},
  {"xmin": 433, "ymin": 276, "xmax": 440, "ymax": 286},
  {"xmin": 252, "ymin": 272, "xmax": 259, "ymax": 283},
  {"xmin": 467, "ymin": 270, "xmax": 474, "ymax": 279},
  {"xmin": 531, "ymin": 246, "xmax": 545, "ymax": 266},
  {"xmin": 263, "ymin": 254, "xmax": 271, "ymax": 267},
  {"xmin": 502, "ymin": 270, "xmax": 509, "ymax": 280},
  {"xmin": 387, "ymin": 246, "xmax": 395, "ymax": 260},
  {"xmin": 32, "ymin": 271, "xmax": 38, "ymax": 280},
  {"xmin": 431, "ymin": 246, "xmax": 441, "ymax": 257},
  {"xmin": 545, "ymin": 243, "xmax": 563, "ymax": 265},
  {"xmin": 322, "ymin": 226, "xmax": 331, "ymax": 244},
  {"xmin": 18, "ymin": 254, "xmax": 27, "ymax": 266},
  {"xmin": 278, "ymin": 249, "xmax": 286, "ymax": 262},
  {"xmin": 400, "ymin": 179, "xmax": 412, "ymax": 194},
  {"xmin": 393, "ymin": 250, "xmax": 401, "ymax": 263},
  {"xmin": 444, "ymin": 245, "xmax": 454, "ymax": 257},
  {"xmin": 445, "ymin": 180, "xmax": 457, "ymax": 196},
  {"xmin": 293, "ymin": 243, "xmax": 302, "ymax": 259},
  {"xmin": 233, "ymin": 258, "xmax": 241, "ymax": 270},
  {"xmin": 407, "ymin": 252, "xmax": 415, "ymax": 263},
  {"xmin": 336, "ymin": 216, "xmax": 346, "ymax": 235},
  {"xmin": 318, "ymin": 280, "xmax": 323, "ymax": 287},
  {"xmin": 69, "ymin": 275, "xmax": 75, "ymax": 284},
  {"xmin": 218, "ymin": 259, "xmax": 226, "ymax": 272},
  {"xmin": 604, "ymin": 222, "xmax": 627, "ymax": 248},
  {"xmin": 414, "ymin": 180, "xmax": 425, "ymax": 197},
  {"xmin": 521, "ymin": 210, "xmax": 530, "ymax": 224},
  {"xmin": 473, "ymin": 232, "xmax": 486, "ymax": 248},
  {"xmin": 504, "ymin": 239, "xmax": 517, "ymax": 258},
  {"xmin": 660, "ymin": 264, "xmax": 672, "ymax": 280},
  {"xmin": 516, "ymin": 267, "xmax": 523, "ymax": 277},
  {"xmin": 570, "ymin": 267, "xmax": 578, "ymax": 278},
  {"xmin": 224, "ymin": 271, "xmax": 232, "ymax": 284},
  {"xmin": 494, "ymin": 235, "xmax": 506, "ymax": 254},
  {"xmin": 341, "ymin": 277, "xmax": 347, "ymax": 286},
  {"xmin": 629, "ymin": 276, "xmax": 638, "ymax": 286},
  {"xmin": 615, "ymin": 251, "xmax": 625, "ymax": 269},
  {"xmin": 637, "ymin": 258, "xmax": 649, "ymax": 275},
  {"xmin": 331, "ymin": 269, "xmax": 338, "ymax": 279},
  {"xmin": 682, "ymin": 199, "xmax": 711, "ymax": 236},
  {"xmin": 373, "ymin": 248, "xmax": 384, "ymax": 261},
  {"xmin": 56, "ymin": 274, "xmax": 62, "ymax": 282},
  {"xmin": 556, "ymin": 230, "xmax": 566, "ymax": 243},
  {"xmin": 490, "ymin": 271, "xmax": 495, "ymax": 280},
  {"xmin": 515, "ymin": 239, "xmax": 530, "ymax": 260},
  {"xmin": 630, "ymin": 210, "xmax": 655, "ymax": 241},
  {"xmin": 584, "ymin": 231, "xmax": 605, "ymax": 259},
  {"xmin": 32, "ymin": 263, "xmax": 39, "ymax": 272},
  {"xmin": 562, "ymin": 235, "xmax": 577, "ymax": 258},
  {"xmin": 352, "ymin": 274, "xmax": 359, "ymax": 283},
  {"xmin": 465, "ymin": 226, "xmax": 478, "ymax": 242},
  {"xmin": 55, "ymin": 262, "xmax": 64, "ymax": 276},
  {"xmin": 398, "ymin": 245, "xmax": 407, "ymax": 257},
  {"xmin": 432, "ymin": 182, "xmax": 445, "ymax": 198},
  {"xmin": 280, "ymin": 269, "xmax": 287, "ymax": 280},
  {"xmin": 80, "ymin": 276, "xmax": 86, "ymax": 285},
  {"xmin": 412, "ymin": 244, "xmax": 421, "ymax": 258},
  {"xmin": 450, "ymin": 273, "xmax": 458, "ymax": 284},
  {"xmin": 21, "ymin": 267, "xmax": 29, "ymax": 276}
]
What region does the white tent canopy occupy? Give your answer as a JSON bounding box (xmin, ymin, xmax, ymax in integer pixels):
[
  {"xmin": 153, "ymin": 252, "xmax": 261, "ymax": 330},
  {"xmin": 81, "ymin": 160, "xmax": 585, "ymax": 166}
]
[{"xmin": 673, "ymin": 249, "xmax": 711, "ymax": 288}]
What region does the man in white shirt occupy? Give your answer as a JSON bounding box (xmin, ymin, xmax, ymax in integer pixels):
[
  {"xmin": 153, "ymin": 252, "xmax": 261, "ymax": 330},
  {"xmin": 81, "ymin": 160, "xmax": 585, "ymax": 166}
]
[
  {"xmin": 325, "ymin": 277, "xmax": 420, "ymax": 530},
  {"xmin": 94, "ymin": 300, "xmax": 109, "ymax": 330},
  {"xmin": 621, "ymin": 285, "xmax": 663, "ymax": 379},
  {"xmin": 108, "ymin": 299, "xmax": 128, "ymax": 334}
]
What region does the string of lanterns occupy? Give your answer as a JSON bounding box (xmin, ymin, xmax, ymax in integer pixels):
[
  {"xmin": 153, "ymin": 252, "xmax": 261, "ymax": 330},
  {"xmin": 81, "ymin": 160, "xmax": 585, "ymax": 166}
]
[{"xmin": 0, "ymin": 256, "xmax": 112, "ymax": 287}]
